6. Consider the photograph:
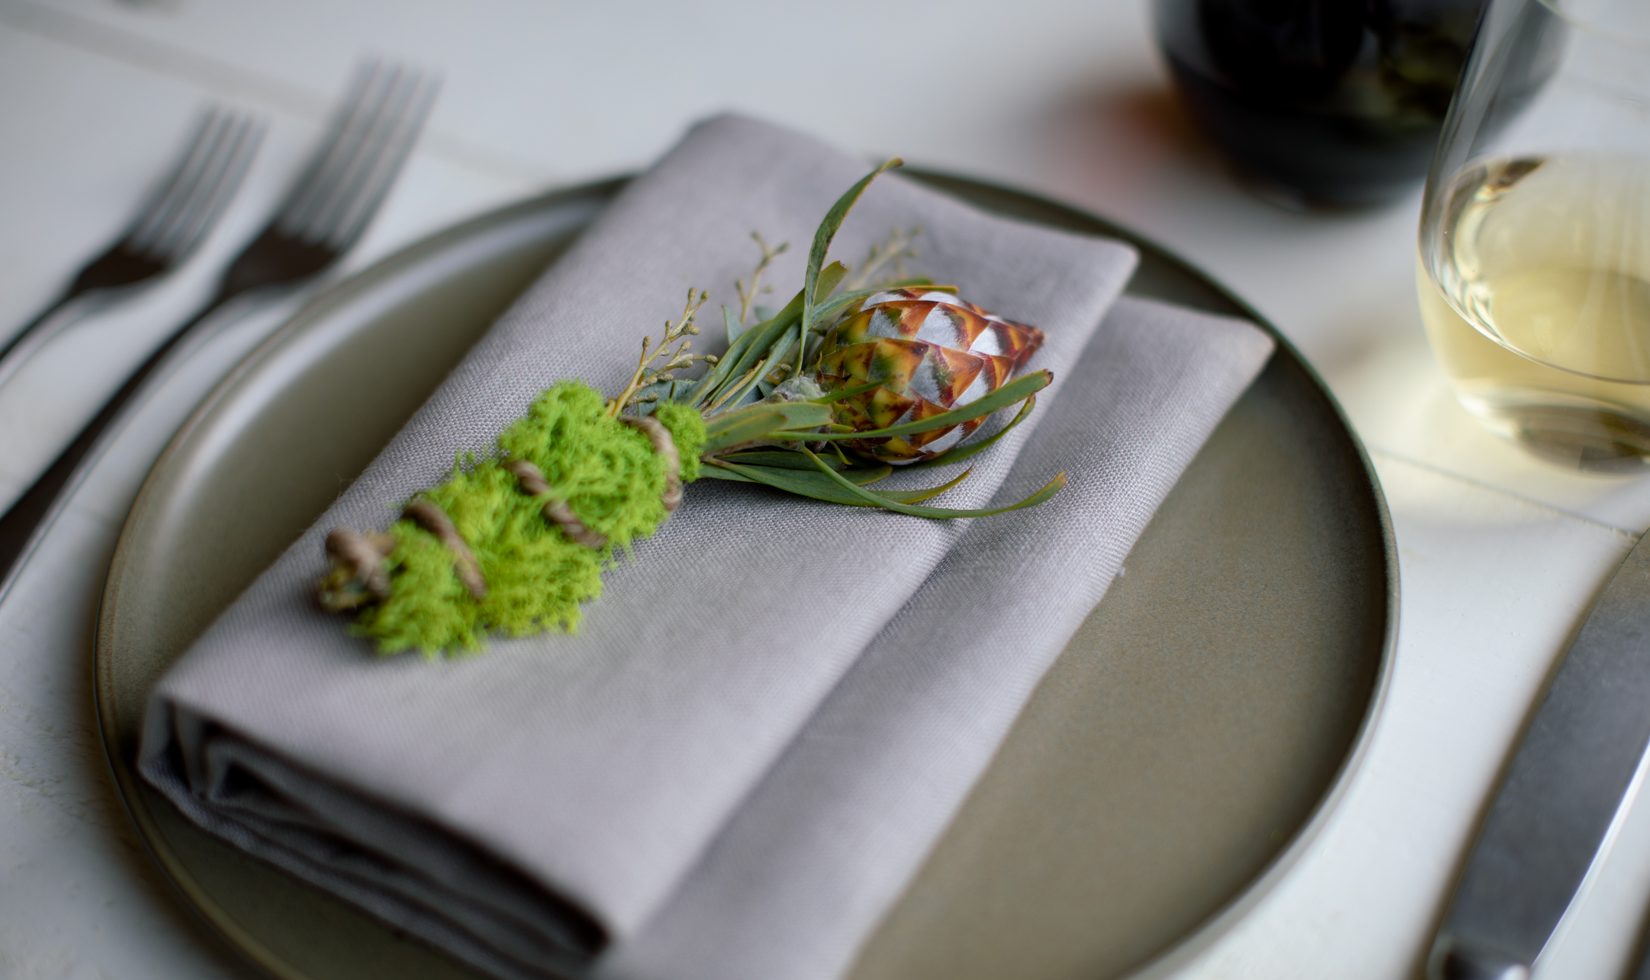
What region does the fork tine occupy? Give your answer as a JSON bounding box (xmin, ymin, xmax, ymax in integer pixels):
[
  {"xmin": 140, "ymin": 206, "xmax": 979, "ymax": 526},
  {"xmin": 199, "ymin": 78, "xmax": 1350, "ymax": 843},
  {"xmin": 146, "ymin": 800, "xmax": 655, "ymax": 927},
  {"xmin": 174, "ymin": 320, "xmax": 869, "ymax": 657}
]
[
  {"xmin": 297, "ymin": 64, "xmax": 416, "ymax": 236},
  {"xmin": 127, "ymin": 108, "xmax": 232, "ymax": 251},
  {"xmin": 317, "ymin": 72, "xmax": 439, "ymax": 250},
  {"xmin": 285, "ymin": 63, "xmax": 408, "ymax": 240},
  {"xmin": 283, "ymin": 64, "xmax": 420, "ymax": 244},
  {"xmin": 147, "ymin": 115, "xmax": 263, "ymax": 261},
  {"xmin": 142, "ymin": 115, "xmax": 238, "ymax": 255},
  {"xmin": 306, "ymin": 68, "xmax": 438, "ymax": 248},
  {"xmin": 276, "ymin": 61, "xmax": 394, "ymax": 236}
]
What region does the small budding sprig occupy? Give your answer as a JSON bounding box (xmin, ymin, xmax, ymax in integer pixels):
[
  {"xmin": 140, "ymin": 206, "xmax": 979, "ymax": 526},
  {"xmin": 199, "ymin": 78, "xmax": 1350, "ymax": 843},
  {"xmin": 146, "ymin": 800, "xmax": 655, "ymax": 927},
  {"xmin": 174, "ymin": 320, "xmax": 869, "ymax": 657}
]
[
  {"xmin": 735, "ymin": 232, "xmax": 789, "ymax": 327},
  {"xmin": 846, "ymin": 225, "xmax": 923, "ymax": 290},
  {"xmin": 608, "ymin": 288, "xmax": 719, "ymax": 416}
]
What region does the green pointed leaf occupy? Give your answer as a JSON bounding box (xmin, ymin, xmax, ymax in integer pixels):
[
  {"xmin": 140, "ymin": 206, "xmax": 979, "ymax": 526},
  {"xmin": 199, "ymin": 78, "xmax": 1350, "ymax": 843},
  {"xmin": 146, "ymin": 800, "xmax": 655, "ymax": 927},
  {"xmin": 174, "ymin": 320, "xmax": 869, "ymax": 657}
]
[
  {"xmin": 689, "ymin": 299, "xmax": 795, "ymax": 407},
  {"xmin": 769, "ymin": 370, "xmax": 1052, "ymax": 443},
  {"xmin": 883, "ymin": 467, "xmax": 972, "ymax": 503},
  {"xmin": 698, "ymin": 465, "xmax": 757, "ymax": 483},
  {"xmin": 905, "ymin": 392, "xmax": 1038, "ymax": 470},
  {"xmin": 772, "ymin": 463, "xmax": 889, "ymax": 487},
  {"xmin": 737, "ymin": 324, "xmax": 802, "ymax": 404},
  {"xmin": 687, "ymin": 316, "xmax": 775, "ymax": 407},
  {"xmin": 709, "ymin": 459, "xmax": 970, "ymax": 507},
  {"xmin": 700, "ymin": 263, "xmax": 847, "ymax": 411},
  {"xmin": 718, "ymin": 400, "xmax": 834, "ymax": 434},
  {"xmin": 730, "ymin": 300, "xmax": 798, "ymax": 362},
  {"xmin": 717, "ymin": 449, "xmax": 869, "ymax": 473},
  {"xmin": 801, "ymin": 159, "xmax": 902, "ymax": 353},
  {"xmin": 727, "ymin": 384, "xmax": 765, "ymax": 411},
  {"xmin": 701, "ymin": 400, "xmax": 836, "ymax": 453},
  {"xmin": 795, "ymin": 447, "xmax": 1064, "ymax": 518},
  {"xmin": 702, "ymin": 408, "xmax": 785, "ymax": 449},
  {"xmin": 724, "ymin": 305, "xmax": 744, "ymax": 345},
  {"xmin": 689, "ymin": 272, "xmax": 916, "ymax": 410},
  {"xmin": 750, "ymin": 265, "xmax": 842, "ymax": 361},
  {"xmin": 706, "ymin": 462, "xmax": 865, "ymax": 503}
]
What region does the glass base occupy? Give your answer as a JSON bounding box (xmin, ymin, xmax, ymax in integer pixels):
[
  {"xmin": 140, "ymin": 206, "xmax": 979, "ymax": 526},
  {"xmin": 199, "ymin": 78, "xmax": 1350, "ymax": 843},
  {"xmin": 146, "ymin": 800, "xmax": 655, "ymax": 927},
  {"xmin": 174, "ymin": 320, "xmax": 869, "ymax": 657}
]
[{"xmin": 1458, "ymin": 393, "xmax": 1650, "ymax": 473}]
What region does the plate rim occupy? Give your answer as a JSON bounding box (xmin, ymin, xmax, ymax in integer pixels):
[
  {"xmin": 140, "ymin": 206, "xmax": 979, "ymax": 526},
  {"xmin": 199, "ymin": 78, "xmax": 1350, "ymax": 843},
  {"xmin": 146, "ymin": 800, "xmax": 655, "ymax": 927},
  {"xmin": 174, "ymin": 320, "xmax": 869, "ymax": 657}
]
[{"xmin": 93, "ymin": 169, "xmax": 1400, "ymax": 980}]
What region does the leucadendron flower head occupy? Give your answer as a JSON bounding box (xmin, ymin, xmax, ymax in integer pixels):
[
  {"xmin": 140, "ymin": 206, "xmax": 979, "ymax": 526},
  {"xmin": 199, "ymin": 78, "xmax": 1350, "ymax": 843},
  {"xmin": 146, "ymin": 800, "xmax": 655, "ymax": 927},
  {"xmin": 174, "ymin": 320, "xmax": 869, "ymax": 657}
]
[{"xmin": 816, "ymin": 288, "xmax": 1045, "ymax": 463}]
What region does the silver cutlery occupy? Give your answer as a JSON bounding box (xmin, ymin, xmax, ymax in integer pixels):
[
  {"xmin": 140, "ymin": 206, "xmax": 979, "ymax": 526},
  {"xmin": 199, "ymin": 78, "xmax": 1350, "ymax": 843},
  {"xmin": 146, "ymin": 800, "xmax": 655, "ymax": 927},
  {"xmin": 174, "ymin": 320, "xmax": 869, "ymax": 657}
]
[
  {"xmin": 1430, "ymin": 530, "xmax": 1650, "ymax": 980},
  {"xmin": 0, "ymin": 60, "xmax": 440, "ymax": 586},
  {"xmin": 0, "ymin": 106, "xmax": 263, "ymax": 389}
]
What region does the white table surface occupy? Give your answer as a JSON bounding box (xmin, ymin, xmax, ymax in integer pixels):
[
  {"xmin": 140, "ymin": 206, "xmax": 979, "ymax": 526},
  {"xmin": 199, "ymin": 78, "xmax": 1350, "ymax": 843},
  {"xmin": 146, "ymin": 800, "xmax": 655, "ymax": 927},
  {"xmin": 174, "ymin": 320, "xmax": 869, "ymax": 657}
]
[{"xmin": 3, "ymin": 1, "xmax": 1649, "ymax": 978}]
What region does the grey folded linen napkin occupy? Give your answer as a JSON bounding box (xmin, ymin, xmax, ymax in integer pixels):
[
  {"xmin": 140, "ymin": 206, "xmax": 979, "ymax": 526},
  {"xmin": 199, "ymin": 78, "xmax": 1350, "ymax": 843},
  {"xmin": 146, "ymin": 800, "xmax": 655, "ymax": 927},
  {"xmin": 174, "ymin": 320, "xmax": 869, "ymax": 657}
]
[
  {"xmin": 597, "ymin": 296, "xmax": 1273, "ymax": 980},
  {"xmin": 139, "ymin": 114, "xmax": 1139, "ymax": 978}
]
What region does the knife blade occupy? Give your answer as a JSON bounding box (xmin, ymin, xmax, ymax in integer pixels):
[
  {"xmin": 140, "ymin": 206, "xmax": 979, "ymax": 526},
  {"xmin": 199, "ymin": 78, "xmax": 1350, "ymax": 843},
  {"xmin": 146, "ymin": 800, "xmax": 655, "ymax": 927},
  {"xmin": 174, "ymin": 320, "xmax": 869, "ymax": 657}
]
[{"xmin": 1430, "ymin": 531, "xmax": 1650, "ymax": 980}]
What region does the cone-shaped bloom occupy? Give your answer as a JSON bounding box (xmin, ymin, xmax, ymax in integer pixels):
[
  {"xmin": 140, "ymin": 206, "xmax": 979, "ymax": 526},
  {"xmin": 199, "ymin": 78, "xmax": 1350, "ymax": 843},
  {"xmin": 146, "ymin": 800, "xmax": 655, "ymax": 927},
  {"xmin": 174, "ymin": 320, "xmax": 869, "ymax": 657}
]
[{"xmin": 815, "ymin": 288, "xmax": 1045, "ymax": 462}]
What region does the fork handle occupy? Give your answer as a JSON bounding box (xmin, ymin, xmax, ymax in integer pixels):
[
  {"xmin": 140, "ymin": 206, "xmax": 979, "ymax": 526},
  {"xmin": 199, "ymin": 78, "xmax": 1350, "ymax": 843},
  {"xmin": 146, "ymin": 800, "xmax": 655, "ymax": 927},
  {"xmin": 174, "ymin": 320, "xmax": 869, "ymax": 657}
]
[
  {"xmin": 0, "ymin": 291, "xmax": 234, "ymax": 589},
  {"xmin": 0, "ymin": 292, "xmax": 81, "ymax": 389}
]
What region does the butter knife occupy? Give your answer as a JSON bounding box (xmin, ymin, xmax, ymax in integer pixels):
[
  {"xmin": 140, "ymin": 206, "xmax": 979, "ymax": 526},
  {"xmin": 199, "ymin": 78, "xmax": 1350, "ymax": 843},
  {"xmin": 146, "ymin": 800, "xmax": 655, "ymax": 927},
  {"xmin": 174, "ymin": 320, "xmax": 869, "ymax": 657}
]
[{"xmin": 1431, "ymin": 531, "xmax": 1650, "ymax": 980}]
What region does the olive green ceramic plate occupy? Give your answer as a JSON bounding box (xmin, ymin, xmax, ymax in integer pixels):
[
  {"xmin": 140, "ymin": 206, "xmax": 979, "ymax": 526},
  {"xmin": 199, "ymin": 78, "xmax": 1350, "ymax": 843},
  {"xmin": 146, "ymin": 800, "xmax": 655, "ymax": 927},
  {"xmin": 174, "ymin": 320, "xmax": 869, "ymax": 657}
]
[{"xmin": 96, "ymin": 173, "xmax": 1396, "ymax": 980}]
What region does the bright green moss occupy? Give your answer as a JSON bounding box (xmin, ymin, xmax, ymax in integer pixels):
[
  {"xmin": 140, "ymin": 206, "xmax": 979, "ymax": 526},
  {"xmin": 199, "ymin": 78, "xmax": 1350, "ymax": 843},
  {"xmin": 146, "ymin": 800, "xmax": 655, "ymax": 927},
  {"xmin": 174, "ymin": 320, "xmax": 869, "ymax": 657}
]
[
  {"xmin": 652, "ymin": 401, "xmax": 707, "ymax": 482},
  {"xmin": 352, "ymin": 381, "xmax": 703, "ymax": 656}
]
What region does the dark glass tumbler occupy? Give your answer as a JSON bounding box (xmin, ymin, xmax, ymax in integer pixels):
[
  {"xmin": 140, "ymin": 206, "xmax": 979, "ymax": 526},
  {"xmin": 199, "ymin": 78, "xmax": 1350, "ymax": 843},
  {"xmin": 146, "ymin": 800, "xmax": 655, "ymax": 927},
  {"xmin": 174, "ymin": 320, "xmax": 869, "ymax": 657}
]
[{"xmin": 1155, "ymin": 0, "xmax": 1486, "ymax": 208}]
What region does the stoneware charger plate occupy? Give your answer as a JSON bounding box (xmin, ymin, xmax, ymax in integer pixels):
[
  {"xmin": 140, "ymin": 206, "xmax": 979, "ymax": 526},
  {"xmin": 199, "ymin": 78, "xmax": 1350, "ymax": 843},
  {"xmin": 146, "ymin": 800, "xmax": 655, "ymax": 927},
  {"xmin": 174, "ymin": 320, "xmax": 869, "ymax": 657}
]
[{"xmin": 95, "ymin": 171, "xmax": 1396, "ymax": 980}]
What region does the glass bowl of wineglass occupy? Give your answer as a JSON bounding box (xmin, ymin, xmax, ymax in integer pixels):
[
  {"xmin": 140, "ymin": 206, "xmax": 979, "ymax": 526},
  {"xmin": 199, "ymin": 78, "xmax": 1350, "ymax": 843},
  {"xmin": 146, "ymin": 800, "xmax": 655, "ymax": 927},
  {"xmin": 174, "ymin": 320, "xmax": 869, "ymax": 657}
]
[{"xmin": 1417, "ymin": 0, "xmax": 1650, "ymax": 471}]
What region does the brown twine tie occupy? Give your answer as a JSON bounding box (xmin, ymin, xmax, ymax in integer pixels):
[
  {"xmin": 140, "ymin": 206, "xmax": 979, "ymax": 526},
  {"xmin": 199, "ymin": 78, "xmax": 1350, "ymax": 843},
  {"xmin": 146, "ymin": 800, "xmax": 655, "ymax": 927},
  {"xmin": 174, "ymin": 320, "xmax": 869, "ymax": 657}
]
[
  {"xmin": 402, "ymin": 501, "xmax": 488, "ymax": 600},
  {"xmin": 504, "ymin": 458, "xmax": 608, "ymax": 549},
  {"xmin": 317, "ymin": 528, "xmax": 396, "ymax": 611},
  {"xmin": 625, "ymin": 416, "xmax": 682, "ymax": 511}
]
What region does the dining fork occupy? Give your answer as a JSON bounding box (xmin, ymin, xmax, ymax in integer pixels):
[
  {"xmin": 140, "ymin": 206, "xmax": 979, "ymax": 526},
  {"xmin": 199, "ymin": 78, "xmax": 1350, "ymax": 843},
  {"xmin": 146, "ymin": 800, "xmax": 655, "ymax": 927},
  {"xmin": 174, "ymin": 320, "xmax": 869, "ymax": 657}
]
[
  {"xmin": 0, "ymin": 107, "xmax": 263, "ymax": 389},
  {"xmin": 0, "ymin": 61, "xmax": 440, "ymax": 584}
]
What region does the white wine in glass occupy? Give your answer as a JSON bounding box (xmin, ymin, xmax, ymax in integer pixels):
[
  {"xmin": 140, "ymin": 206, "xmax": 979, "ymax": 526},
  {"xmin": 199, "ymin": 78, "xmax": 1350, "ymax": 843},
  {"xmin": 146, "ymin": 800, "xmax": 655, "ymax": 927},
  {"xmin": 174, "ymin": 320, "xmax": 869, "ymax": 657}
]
[{"xmin": 1417, "ymin": 0, "xmax": 1650, "ymax": 470}]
